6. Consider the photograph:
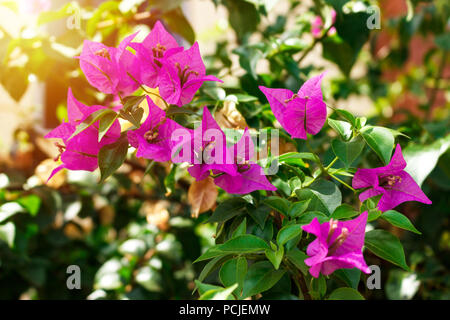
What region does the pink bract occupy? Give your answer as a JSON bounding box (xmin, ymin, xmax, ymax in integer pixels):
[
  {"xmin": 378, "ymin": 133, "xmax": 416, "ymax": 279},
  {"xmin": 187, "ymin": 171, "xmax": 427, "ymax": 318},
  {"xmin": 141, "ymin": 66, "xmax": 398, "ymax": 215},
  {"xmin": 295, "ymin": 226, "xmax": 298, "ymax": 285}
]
[
  {"xmin": 352, "ymin": 144, "xmax": 432, "ymax": 212},
  {"xmin": 259, "ymin": 72, "xmax": 327, "ymax": 139},
  {"xmin": 302, "ymin": 211, "xmax": 371, "ymax": 278}
]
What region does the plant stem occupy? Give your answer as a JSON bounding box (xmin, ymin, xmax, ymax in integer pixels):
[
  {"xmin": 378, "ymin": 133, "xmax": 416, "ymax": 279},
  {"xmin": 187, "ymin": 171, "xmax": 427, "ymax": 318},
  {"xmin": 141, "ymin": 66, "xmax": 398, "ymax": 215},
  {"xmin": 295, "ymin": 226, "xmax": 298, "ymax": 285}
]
[
  {"xmin": 325, "ymin": 157, "xmax": 338, "ymax": 171},
  {"xmin": 284, "ymin": 260, "xmax": 311, "ymax": 300},
  {"xmin": 329, "ymin": 172, "xmax": 355, "ymax": 192},
  {"xmin": 297, "ymin": 25, "xmax": 333, "ymax": 65}
]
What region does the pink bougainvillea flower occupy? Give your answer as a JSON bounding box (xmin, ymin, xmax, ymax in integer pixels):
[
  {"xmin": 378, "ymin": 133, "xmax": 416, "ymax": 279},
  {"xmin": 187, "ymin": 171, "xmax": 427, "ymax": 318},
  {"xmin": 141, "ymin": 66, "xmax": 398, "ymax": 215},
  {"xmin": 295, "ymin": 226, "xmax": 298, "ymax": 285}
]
[
  {"xmin": 259, "ymin": 72, "xmax": 327, "ymax": 139},
  {"xmin": 352, "ymin": 144, "xmax": 432, "ymax": 212},
  {"xmin": 78, "ymin": 33, "xmax": 140, "ymax": 96},
  {"xmin": 130, "ymin": 20, "xmax": 183, "ymax": 88},
  {"xmin": 45, "ymin": 89, "xmax": 121, "ymax": 180},
  {"xmin": 301, "ymin": 211, "xmax": 371, "ymax": 278},
  {"xmin": 186, "ymin": 107, "xmax": 238, "ymax": 180},
  {"xmin": 159, "ymin": 42, "xmax": 222, "ymax": 107},
  {"xmin": 127, "ymin": 96, "xmax": 188, "ymax": 162},
  {"xmin": 311, "ymin": 9, "xmax": 337, "ymax": 38},
  {"xmin": 214, "ymin": 129, "xmax": 277, "ymax": 194}
]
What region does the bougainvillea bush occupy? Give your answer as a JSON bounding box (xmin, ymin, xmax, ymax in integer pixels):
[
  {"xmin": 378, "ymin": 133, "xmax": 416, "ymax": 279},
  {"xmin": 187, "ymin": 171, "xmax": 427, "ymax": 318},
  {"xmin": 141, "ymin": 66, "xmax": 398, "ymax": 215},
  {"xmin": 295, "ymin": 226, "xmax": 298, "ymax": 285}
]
[{"xmin": 0, "ymin": 0, "xmax": 448, "ymax": 300}]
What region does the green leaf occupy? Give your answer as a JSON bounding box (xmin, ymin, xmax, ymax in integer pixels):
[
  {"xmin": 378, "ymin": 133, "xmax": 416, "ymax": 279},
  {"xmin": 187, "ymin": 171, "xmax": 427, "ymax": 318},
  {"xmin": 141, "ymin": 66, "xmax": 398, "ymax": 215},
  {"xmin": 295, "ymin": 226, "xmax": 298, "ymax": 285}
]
[
  {"xmin": 164, "ymin": 164, "xmax": 177, "ymax": 196},
  {"xmin": 197, "ymin": 256, "xmax": 230, "ymax": 284},
  {"xmin": 311, "ymin": 275, "xmax": 327, "ymax": 298},
  {"xmin": 231, "ymin": 218, "xmax": 247, "ymax": 238},
  {"xmin": 295, "ymin": 179, "xmax": 342, "ymax": 215},
  {"xmin": 265, "ymin": 246, "xmax": 284, "ymax": 270},
  {"xmin": 334, "ymin": 268, "xmax": 361, "ymax": 289},
  {"xmin": 219, "ymin": 234, "xmax": 270, "ymax": 253},
  {"xmin": 360, "ymin": 126, "xmax": 395, "ymax": 165},
  {"xmin": 165, "ymin": 105, "xmax": 198, "ymax": 116},
  {"xmin": 403, "ymin": 134, "xmax": 450, "ymax": 187},
  {"xmin": 328, "ymin": 118, "xmax": 352, "ymax": 141},
  {"xmin": 247, "ymin": 204, "xmax": 270, "ymax": 229},
  {"xmin": 163, "ymin": 7, "xmax": 196, "ymax": 44},
  {"xmin": 335, "ymin": 109, "xmax": 356, "ymax": 126},
  {"xmin": 98, "ymin": 112, "xmax": 118, "ymax": 142},
  {"xmin": 0, "ymin": 66, "xmax": 28, "ymax": 101},
  {"xmin": 242, "ymin": 261, "xmax": 285, "ymax": 298},
  {"xmin": 16, "ymin": 195, "xmax": 41, "ymax": 216},
  {"xmin": 195, "ymin": 246, "xmax": 229, "ymax": 263},
  {"xmin": 296, "ymin": 211, "xmax": 329, "ymax": 225},
  {"xmin": 331, "ymin": 136, "xmax": 365, "ymax": 168},
  {"xmin": 365, "ymin": 230, "xmax": 409, "ymax": 271},
  {"xmin": 278, "ymin": 152, "xmax": 318, "ymax": 163},
  {"xmin": 69, "ymin": 109, "xmax": 115, "ymax": 141},
  {"xmin": 226, "ymin": 0, "xmax": 260, "ymax": 42},
  {"xmin": 263, "ymin": 196, "xmax": 290, "ymax": 216},
  {"xmin": 122, "ymin": 95, "xmax": 145, "ymax": 112},
  {"xmin": 381, "ymin": 210, "xmax": 421, "ymax": 234},
  {"xmin": 328, "ymin": 287, "xmax": 364, "ymax": 300},
  {"xmin": 199, "ymin": 284, "xmax": 238, "ymax": 300},
  {"xmin": 208, "ymin": 198, "xmax": 248, "ymax": 223},
  {"xmin": 219, "ymin": 257, "xmax": 247, "ymax": 296},
  {"xmin": 330, "ymin": 204, "xmax": 359, "ymax": 220},
  {"xmin": 286, "ymin": 248, "xmax": 309, "ymax": 275},
  {"xmin": 277, "ymin": 224, "xmax": 302, "ymax": 246},
  {"xmin": 287, "ymin": 199, "xmax": 310, "ymax": 218},
  {"xmin": 98, "ymin": 134, "xmax": 129, "ymax": 183},
  {"xmin": 0, "ymin": 222, "xmax": 15, "ymax": 248},
  {"xmin": 194, "ymin": 280, "xmax": 224, "ymax": 296}
]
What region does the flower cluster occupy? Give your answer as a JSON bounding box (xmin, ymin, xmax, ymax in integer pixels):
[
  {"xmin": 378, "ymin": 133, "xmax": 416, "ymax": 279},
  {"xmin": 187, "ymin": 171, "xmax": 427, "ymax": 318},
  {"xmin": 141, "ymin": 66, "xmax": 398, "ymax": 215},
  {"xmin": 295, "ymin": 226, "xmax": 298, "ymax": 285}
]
[{"xmin": 46, "ymin": 20, "xmax": 432, "ymax": 279}]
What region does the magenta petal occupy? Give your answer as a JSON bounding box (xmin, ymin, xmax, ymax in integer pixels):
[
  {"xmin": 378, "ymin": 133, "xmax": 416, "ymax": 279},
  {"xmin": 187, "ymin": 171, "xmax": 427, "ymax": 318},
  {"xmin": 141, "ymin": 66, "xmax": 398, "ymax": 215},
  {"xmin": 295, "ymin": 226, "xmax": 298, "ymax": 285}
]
[
  {"xmin": 386, "ymin": 144, "xmax": 407, "ymax": 172},
  {"xmin": 304, "ymin": 98, "xmax": 327, "ymax": 135},
  {"xmin": 158, "ymin": 64, "xmax": 182, "ymax": 105},
  {"xmin": 297, "ymin": 72, "xmax": 326, "ymax": 101},
  {"xmin": 258, "ymin": 86, "xmax": 293, "ymax": 128},
  {"xmin": 358, "ymin": 187, "xmax": 384, "ymax": 203},
  {"xmin": 67, "ymin": 88, "xmax": 92, "ymax": 122},
  {"xmin": 302, "ymin": 212, "xmax": 370, "ymax": 278},
  {"xmin": 352, "ymin": 168, "xmax": 379, "ymax": 189},
  {"xmin": 234, "ymin": 128, "xmax": 255, "ymax": 162},
  {"xmin": 79, "ymin": 41, "xmax": 118, "ymax": 94},
  {"xmin": 47, "ymin": 164, "xmax": 67, "ymax": 182},
  {"xmin": 283, "ymin": 97, "xmax": 307, "ymax": 139},
  {"xmin": 215, "ymin": 164, "xmax": 276, "ymax": 194},
  {"xmin": 302, "ymin": 217, "xmax": 322, "ymax": 237},
  {"xmin": 143, "ymin": 20, "xmax": 179, "ymax": 50},
  {"xmin": 320, "ymin": 253, "xmax": 371, "ymax": 276},
  {"xmin": 334, "ymin": 211, "xmax": 368, "ymax": 255},
  {"xmin": 45, "ymin": 122, "xmax": 74, "ymax": 141},
  {"xmin": 378, "ymin": 171, "xmax": 432, "ymax": 211},
  {"xmin": 284, "ymin": 96, "xmax": 326, "ymax": 139}
]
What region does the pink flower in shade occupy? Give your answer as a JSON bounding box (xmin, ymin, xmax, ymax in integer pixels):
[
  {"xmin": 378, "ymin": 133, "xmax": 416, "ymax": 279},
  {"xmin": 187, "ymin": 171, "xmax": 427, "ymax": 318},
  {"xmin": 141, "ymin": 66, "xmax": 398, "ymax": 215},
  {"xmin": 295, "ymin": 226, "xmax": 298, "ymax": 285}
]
[
  {"xmin": 259, "ymin": 72, "xmax": 327, "ymax": 140},
  {"xmin": 78, "ymin": 33, "xmax": 140, "ymax": 96},
  {"xmin": 352, "ymin": 144, "xmax": 432, "ymax": 212},
  {"xmin": 311, "ymin": 9, "xmax": 337, "ymax": 38},
  {"xmin": 45, "ymin": 89, "xmax": 121, "ymax": 180},
  {"xmin": 187, "ymin": 107, "xmax": 238, "ymax": 180},
  {"xmin": 130, "ymin": 21, "xmax": 183, "ymax": 88},
  {"xmin": 158, "ymin": 42, "xmax": 223, "ymax": 107},
  {"xmin": 213, "ymin": 129, "xmax": 277, "ymax": 194},
  {"xmin": 301, "ymin": 211, "xmax": 371, "ymax": 278},
  {"xmin": 127, "ymin": 96, "xmax": 189, "ymax": 162}
]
